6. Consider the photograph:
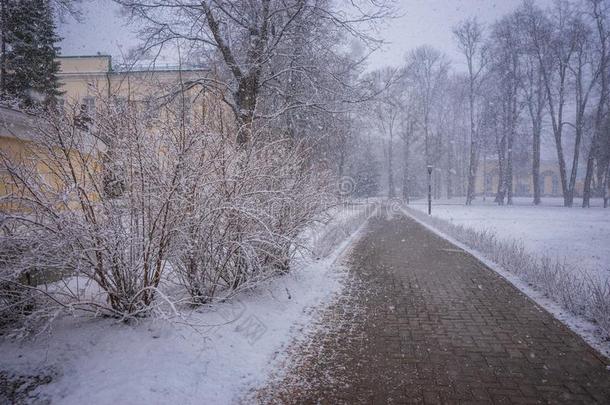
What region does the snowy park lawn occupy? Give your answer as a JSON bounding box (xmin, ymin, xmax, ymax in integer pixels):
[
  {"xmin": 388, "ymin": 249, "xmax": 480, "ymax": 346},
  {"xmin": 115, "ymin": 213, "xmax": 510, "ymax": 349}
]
[
  {"xmin": 0, "ymin": 204, "xmax": 374, "ymax": 404},
  {"xmin": 406, "ymin": 196, "xmax": 610, "ymax": 356},
  {"xmin": 410, "ymin": 197, "xmax": 610, "ymax": 283}
]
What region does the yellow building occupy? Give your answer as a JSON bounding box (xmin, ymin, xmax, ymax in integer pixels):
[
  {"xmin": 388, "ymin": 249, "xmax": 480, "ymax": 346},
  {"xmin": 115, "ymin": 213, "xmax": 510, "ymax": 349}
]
[
  {"xmin": 1, "ymin": 54, "xmax": 229, "ymax": 211},
  {"xmin": 0, "ymin": 106, "xmax": 36, "ymax": 206},
  {"xmin": 476, "ymin": 160, "xmax": 588, "ymax": 198},
  {"xmin": 56, "ymin": 55, "xmax": 222, "ymax": 126}
]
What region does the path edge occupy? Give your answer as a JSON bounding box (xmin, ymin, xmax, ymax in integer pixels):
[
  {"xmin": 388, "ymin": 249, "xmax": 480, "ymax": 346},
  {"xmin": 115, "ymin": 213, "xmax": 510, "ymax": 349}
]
[
  {"xmin": 243, "ymin": 204, "xmax": 377, "ymax": 402},
  {"xmin": 400, "ymin": 206, "xmax": 610, "ymax": 362}
]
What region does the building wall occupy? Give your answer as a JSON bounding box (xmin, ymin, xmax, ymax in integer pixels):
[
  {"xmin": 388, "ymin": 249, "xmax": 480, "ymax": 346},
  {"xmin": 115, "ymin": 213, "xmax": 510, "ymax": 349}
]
[
  {"xmin": 1, "ymin": 106, "xmax": 105, "ymax": 212},
  {"xmin": 2, "ymin": 55, "xmax": 235, "ymax": 210},
  {"xmin": 56, "ymin": 55, "xmax": 232, "ymax": 133},
  {"xmin": 475, "ymin": 159, "xmax": 595, "ymax": 198}
]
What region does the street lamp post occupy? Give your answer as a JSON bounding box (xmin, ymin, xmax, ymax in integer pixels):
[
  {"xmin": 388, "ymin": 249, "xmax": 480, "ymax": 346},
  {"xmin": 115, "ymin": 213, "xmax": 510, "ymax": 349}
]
[{"xmin": 427, "ymin": 164, "xmax": 433, "ymax": 215}]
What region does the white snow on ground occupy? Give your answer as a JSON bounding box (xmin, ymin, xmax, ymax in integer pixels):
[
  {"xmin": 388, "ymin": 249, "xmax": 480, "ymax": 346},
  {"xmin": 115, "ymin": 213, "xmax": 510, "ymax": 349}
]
[
  {"xmin": 410, "ymin": 197, "xmax": 610, "ymax": 283},
  {"xmin": 0, "ymin": 205, "xmax": 374, "ymax": 405},
  {"xmin": 402, "ymin": 208, "xmax": 610, "ymax": 359}
]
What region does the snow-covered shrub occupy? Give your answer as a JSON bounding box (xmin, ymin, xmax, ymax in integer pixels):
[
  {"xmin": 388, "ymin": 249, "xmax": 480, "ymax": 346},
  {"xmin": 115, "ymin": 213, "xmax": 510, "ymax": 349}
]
[
  {"xmin": 0, "ymin": 96, "xmax": 339, "ymax": 330},
  {"xmin": 589, "ymin": 280, "xmax": 610, "ymax": 336},
  {"xmin": 311, "ymin": 202, "xmax": 377, "ymax": 258},
  {"xmin": 171, "ymin": 132, "xmax": 334, "ymax": 304},
  {"xmin": 0, "ymin": 100, "xmax": 196, "ymax": 321}
]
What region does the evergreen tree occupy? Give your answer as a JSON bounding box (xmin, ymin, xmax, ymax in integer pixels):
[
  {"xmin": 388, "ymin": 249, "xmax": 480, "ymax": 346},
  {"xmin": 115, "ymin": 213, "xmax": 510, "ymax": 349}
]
[
  {"xmin": 3, "ymin": 0, "xmax": 62, "ymax": 108},
  {"xmin": 1, "ymin": 0, "xmax": 15, "ymax": 99}
]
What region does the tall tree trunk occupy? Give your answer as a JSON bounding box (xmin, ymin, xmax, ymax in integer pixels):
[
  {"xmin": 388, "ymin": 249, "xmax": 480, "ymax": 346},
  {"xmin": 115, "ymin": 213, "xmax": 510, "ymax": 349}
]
[
  {"xmin": 506, "ymin": 131, "xmax": 513, "ymax": 205},
  {"xmin": 556, "ymin": 145, "xmax": 570, "ymax": 207},
  {"xmin": 525, "ymin": 57, "xmax": 546, "ymax": 206},
  {"xmin": 388, "ymin": 130, "xmax": 395, "ymax": 198},
  {"xmin": 532, "ymin": 122, "xmax": 541, "ymax": 205},
  {"xmin": 569, "ymin": 65, "xmax": 590, "ymax": 208},
  {"xmin": 402, "ymin": 131, "xmax": 411, "ymax": 202},
  {"xmin": 434, "ymin": 134, "xmax": 442, "ymax": 199},
  {"xmin": 568, "ymin": 119, "xmax": 584, "ymax": 207},
  {"xmin": 506, "ymin": 84, "xmax": 519, "ymax": 206},
  {"xmin": 447, "ymin": 138, "xmax": 454, "ymax": 199},
  {"xmin": 602, "ymin": 160, "xmax": 610, "ymax": 208},
  {"xmin": 549, "ymin": 75, "xmax": 570, "ymax": 207},
  {"xmin": 202, "ymin": 1, "xmax": 270, "ymax": 145},
  {"xmin": 495, "ymin": 158, "xmax": 505, "ymax": 204},
  {"xmin": 235, "ymin": 74, "xmax": 259, "ymax": 144},
  {"xmin": 583, "ymin": 146, "xmax": 598, "ymax": 207},
  {"xmin": 495, "ymin": 115, "xmax": 506, "ymax": 205},
  {"xmin": 539, "ymin": 50, "xmax": 570, "ymax": 206},
  {"xmin": 583, "ymin": 0, "xmax": 608, "ymax": 208},
  {"xmin": 466, "ymin": 89, "xmax": 478, "ymax": 205}
]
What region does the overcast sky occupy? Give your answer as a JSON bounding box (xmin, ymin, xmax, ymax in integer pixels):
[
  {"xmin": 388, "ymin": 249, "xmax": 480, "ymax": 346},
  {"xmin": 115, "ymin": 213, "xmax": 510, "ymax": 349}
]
[{"xmin": 59, "ymin": 0, "xmax": 554, "ymax": 71}]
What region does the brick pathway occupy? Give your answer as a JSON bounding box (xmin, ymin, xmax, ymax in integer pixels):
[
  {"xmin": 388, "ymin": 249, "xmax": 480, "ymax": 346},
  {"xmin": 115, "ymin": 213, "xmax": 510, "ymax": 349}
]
[{"xmin": 254, "ymin": 213, "xmax": 610, "ymax": 404}]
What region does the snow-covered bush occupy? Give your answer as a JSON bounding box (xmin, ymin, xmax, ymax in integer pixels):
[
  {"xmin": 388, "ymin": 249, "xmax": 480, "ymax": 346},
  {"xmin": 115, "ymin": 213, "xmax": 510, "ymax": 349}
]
[
  {"xmin": 0, "ymin": 100, "xmax": 195, "ymax": 321},
  {"xmin": 310, "ymin": 202, "xmax": 377, "ymax": 259},
  {"xmin": 0, "ymin": 98, "xmax": 336, "ymax": 330},
  {"xmin": 171, "ymin": 134, "xmax": 334, "ymax": 304}
]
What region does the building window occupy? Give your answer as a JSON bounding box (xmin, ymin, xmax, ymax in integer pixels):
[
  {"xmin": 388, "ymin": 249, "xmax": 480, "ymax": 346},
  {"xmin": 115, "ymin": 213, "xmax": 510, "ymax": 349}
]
[
  {"xmin": 516, "ymin": 183, "xmax": 530, "ymax": 195},
  {"xmin": 552, "ymin": 176, "xmax": 559, "ymax": 195},
  {"xmin": 484, "ymin": 175, "xmax": 493, "ymax": 193}
]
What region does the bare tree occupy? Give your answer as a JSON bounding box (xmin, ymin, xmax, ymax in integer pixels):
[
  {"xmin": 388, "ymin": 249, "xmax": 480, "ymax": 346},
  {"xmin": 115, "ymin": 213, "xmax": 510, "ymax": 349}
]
[
  {"xmin": 516, "ymin": 2, "xmax": 548, "ymax": 205},
  {"xmin": 522, "ymin": 0, "xmax": 599, "ymax": 207},
  {"xmin": 398, "ymin": 79, "xmax": 419, "ymax": 202},
  {"xmin": 582, "ymin": 0, "xmax": 610, "ymax": 207},
  {"xmin": 444, "ymin": 75, "xmax": 471, "ymax": 199},
  {"xmin": 488, "ymin": 14, "xmax": 524, "ymax": 205},
  {"xmin": 453, "ymin": 18, "xmax": 488, "ymax": 205},
  {"xmin": 115, "ymin": 0, "xmax": 394, "ymax": 145},
  {"xmin": 567, "ymin": 13, "xmax": 601, "ymax": 207},
  {"xmin": 404, "ymin": 46, "xmax": 450, "ymax": 170},
  {"xmin": 369, "ymin": 68, "xmax": 402, "ymax": 198}
]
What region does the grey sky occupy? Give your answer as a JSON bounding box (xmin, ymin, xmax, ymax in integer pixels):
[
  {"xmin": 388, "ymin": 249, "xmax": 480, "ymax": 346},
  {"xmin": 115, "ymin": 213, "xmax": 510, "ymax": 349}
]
[
  {"xmin": 59, "ymin": 0, "xmax": 140, "ymax": 61},
  {"xmin": 368, "ymin": 0, "xmax": 553, "ymax": 70},
  {"xmin": 59, "ymin": 0, "xmax": 554, "ymax": 70}
]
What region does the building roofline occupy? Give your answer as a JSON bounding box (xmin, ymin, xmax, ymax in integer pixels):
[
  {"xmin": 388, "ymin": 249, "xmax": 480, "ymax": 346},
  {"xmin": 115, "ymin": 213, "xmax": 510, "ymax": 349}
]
[
  {"xmin": 57, "ymin": 54, "xmax": 113, "ymax": 73},
  {"xmin": 57, "ymin": 55, "xmax": 209, "ymax": 74},
  {"xmin": 112, "ymin": 67, "xmax": 210, "ymax": 74},
  {"xmin": 57, "ymin": 54, "xmax": 112, "ymax": 59}
]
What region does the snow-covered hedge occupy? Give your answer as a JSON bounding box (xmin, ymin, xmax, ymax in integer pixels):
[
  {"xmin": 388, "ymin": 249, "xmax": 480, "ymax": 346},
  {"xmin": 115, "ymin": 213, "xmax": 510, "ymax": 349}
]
[
  {"xmin": 310, "ymin": 202, "xmax": 377, "ymax": 259},
  {"xmin": 405, "ymin": 207, "xmax": 610, "ymax": 339},
  {"xmin": 0, "ymin": 99, "xmax": 335, "ymax": 334}
]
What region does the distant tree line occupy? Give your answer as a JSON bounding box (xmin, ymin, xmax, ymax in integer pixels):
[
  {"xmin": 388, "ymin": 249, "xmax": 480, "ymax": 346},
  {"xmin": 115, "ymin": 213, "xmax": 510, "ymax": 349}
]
[{"xmin": 364, "ymin": 0, "xmax": 610, "ymax": 208}]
